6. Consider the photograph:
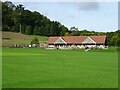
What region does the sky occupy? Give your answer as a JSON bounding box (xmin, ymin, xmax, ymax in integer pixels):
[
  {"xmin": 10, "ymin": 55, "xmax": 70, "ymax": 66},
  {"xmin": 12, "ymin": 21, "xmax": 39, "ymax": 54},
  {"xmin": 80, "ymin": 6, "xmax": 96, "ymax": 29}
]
[{"xmin": 12, "ymin": 1, "xmax": 118, "ymax": 32}]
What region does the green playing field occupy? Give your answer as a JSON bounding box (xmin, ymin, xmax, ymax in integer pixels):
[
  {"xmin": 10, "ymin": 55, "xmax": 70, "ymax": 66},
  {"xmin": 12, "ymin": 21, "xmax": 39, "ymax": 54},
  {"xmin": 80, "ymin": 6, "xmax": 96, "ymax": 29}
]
[{"xmin": 2, "ymin": 47, "xmax": 118, "ymax": 88}]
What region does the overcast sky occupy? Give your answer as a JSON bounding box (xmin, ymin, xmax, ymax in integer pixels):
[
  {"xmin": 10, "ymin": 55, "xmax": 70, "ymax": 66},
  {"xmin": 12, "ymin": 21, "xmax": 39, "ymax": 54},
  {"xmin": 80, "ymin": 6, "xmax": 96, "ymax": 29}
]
[{"xmin": 12, "ymin": 1, "xmax": 118, "ymax": 32}]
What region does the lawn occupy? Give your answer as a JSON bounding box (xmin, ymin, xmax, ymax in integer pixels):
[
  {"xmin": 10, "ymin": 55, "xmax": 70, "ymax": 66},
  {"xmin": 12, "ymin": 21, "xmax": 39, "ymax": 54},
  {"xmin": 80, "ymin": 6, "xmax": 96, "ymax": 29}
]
[
  {"xmin": 2, "ymin": 47, "xmax": 118, "ymax": 88},
  {"xmin": 2, "ymin": 32, "xmax": 48, "ymax": 45}
]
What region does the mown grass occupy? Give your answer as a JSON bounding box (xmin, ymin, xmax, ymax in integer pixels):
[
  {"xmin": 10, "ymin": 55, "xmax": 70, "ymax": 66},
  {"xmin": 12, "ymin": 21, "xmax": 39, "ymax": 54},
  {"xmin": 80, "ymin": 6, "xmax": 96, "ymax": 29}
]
[{"xmin": 2, "ymin": 47, "xmax": 118, "ymax": 88}]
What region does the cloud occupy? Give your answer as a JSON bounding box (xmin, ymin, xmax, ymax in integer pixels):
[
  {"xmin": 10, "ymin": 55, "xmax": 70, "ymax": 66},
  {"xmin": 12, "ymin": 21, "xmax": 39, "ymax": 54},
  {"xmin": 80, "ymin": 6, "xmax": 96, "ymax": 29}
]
[
  {"xmin": 67, "ymin": 15, "xmax": 76, "ymax": 19},
  {"xmin": 78, "ymin": 2, "xmax": 99, "ymax": 11}
]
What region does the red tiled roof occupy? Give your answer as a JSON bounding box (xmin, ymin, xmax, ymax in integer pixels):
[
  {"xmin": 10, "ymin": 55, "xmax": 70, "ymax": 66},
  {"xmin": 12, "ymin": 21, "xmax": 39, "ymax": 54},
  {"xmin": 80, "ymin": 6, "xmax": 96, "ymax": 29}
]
[
  {"xmin": 90, "ymin": 36, "xmax": 106, "ymax": 44},
  {"xmin": 47, "ymin": 36, "xmax": 106, "ymax": 44},
  {"xmin": 47, "ymin": 37, "xmax": 59, "ymax": 44}
]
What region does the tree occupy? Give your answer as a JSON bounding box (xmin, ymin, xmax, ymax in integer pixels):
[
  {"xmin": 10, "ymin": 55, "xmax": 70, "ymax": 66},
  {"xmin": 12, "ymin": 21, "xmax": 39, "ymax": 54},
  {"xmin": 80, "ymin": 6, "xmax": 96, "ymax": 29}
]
[
  {"xmin": 4, "ymin": 1, "xmax": 16, "ymax": 10},
  {"xmin": 60, "ymin": 25, "xmax": 68, "ymax": 36},
  {"xmin": 12, "ymin": 23, "xmax": 19, "ymax": 32},
  {"xmin": 65, "ymin": 32, "xmax": 71, "ymax": 36},
  {"xmin": 25, "ymin": 26, "xmax": 32, "ymax": 35},
  {"xmin": 31, "ymin": 37, "xmax": 39, "ymax": 45},
  {"xmin": 111, "ymin": 35, "xmax": 119, "ymax": 46},
  {"xmin": 33, "ymin": 26, "xmax": 41, "ymax": 35},
  {"xmin": 32, "ymin": 11, "xmax": 42, "ymax": 26},
  {"xmin": 71, "ymin": 31, "xmax": 80, "ymax": 36},
  {"xmin": 115, "ymin": 30, "xmax": 120, "ymax": 47},
  {"xmin": 70, "ymin": 26, "xmax": 78, "ymax": 31},
  {"xmin": 16, "ymin": 4, "xmax": 24, "ymax": 33},
  {"xmin": 2, "ymin": 1, "xmax": 14, "ymax": 31},
  {"xmin": 116, "ymin": 38, "xmax": 120, "ymax": 47},
  {"xmin": 115, "ymin": 38, "xmax": 120, "ymax": 52}
]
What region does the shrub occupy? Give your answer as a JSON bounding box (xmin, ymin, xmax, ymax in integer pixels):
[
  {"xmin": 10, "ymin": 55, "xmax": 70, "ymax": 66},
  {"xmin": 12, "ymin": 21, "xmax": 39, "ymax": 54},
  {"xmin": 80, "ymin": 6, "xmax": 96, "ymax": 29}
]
[
  {"xmin": 31, "ymin": 37, "xmax": 39, "ymax": 45},
  {"xmin": 116, "ymin": 38, "xmax": 120, "ymax": 47}
]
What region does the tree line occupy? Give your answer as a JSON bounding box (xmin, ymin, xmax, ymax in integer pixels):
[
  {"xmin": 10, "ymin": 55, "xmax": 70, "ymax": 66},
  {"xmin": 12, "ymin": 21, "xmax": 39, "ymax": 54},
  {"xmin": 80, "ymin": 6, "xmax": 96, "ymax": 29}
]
[
  {"xmin": 2, "ymin": 1, "xmax": 68, "ymax": 36},
  {"xmin": 2, "ymin": 1, "xmax": 120, "ymax": 46},
  {"xmin": 67, "ymin": 27, "xmax": 120, "ymax": 46}
]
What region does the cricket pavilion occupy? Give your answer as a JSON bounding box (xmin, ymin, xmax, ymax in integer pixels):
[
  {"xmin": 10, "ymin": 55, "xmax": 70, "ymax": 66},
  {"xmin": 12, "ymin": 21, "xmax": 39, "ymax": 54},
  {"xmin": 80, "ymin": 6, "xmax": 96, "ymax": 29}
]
[{"xmin": 47, "ymin": 36, "xmax": 108, "ymax": 49}]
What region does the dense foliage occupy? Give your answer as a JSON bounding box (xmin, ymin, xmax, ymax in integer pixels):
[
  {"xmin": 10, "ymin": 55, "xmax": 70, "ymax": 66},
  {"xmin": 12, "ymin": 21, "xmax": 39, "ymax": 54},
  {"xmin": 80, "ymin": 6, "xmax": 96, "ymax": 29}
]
[
  {"xmin": 31, "ymin": 37, "xmax": 39, "ymax": 45},
  {"xmin": 2, "ymin": 1, "xmax": 120, "ymax": 46},
  {"xmin": 2, "ymin": 1, "xmax": 68, "ymax": 36}
]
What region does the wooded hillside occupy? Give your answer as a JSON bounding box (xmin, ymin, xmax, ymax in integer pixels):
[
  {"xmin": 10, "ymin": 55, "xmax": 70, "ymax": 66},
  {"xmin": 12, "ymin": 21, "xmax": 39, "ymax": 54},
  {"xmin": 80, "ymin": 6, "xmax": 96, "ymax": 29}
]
[{"xmin": 2, "ymin": 1, "xmax": 68, "ymax": 36}]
